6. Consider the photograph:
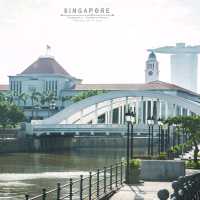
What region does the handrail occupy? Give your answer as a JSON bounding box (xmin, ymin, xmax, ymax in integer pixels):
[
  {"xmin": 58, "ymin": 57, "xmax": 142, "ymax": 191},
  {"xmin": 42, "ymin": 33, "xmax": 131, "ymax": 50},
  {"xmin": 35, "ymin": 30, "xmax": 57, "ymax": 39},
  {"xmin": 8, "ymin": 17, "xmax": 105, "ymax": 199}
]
[{"xmin": 25, "ymin": 162, "xmax": 125, "ymax": 200}]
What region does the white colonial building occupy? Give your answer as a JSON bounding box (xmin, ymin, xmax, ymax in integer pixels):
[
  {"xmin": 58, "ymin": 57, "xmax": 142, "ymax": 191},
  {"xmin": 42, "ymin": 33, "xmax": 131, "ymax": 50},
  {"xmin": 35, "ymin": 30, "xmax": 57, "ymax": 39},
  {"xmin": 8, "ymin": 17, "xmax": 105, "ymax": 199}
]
[{"xmin": 0, "ymin": 50, "xmax": 199, "ymax": 125}]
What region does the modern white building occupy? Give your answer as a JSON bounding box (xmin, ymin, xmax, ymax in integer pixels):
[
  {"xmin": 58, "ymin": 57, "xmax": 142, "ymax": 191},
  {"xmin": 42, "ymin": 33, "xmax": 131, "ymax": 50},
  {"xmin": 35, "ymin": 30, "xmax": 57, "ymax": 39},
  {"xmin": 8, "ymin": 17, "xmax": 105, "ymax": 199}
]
[{"xmin": 149, "ymin": 43, "xmax": 200, "ymax": 92}]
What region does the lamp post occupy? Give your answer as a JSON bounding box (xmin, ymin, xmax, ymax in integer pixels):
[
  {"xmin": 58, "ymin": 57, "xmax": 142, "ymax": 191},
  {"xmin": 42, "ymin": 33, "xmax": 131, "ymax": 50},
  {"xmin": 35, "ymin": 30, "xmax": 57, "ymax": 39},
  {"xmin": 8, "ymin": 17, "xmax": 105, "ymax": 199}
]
[
  {"xmin": 125, "ymin": 110, "xmax": 135, "ymax": 183},
  {"xmin": 157, "ymin": 118, "xmax": 163, "ymax": 155},
  {"xmin": 147, "ymin": 116, "xmax": 154, "ymax": 156},
  {"xmin": 130, "ymin": 112, "xmax": 136, "ymax": 159}
]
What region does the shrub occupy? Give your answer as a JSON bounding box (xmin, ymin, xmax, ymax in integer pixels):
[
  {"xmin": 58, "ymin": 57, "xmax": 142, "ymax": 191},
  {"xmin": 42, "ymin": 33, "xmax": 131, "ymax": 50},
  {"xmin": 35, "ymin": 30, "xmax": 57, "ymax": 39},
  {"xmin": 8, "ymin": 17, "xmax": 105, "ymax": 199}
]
[
  {"xmin": 158, "ymin": 152, "xmax": 167, "ymax": 160},
  {"xmin": 186, "ymin": 160, "xmax": 200, "ymax": 169},
  {"xmin": 130, "ymin": 159, "xmax": 141, "ymax": 169}
]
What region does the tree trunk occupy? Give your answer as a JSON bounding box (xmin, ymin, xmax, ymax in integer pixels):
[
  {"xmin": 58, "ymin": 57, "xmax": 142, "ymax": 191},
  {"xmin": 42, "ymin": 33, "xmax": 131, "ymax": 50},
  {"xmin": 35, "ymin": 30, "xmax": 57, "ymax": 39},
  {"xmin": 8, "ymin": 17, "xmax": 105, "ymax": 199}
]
[{"xmin": 193, "ymin": 139, "xmax": 199, "ymax": 163}]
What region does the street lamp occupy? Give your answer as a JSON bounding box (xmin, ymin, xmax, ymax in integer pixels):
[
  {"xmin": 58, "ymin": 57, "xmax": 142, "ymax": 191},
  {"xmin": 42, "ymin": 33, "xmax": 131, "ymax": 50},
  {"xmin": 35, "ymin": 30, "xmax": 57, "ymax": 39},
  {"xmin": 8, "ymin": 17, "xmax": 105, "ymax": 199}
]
[
  {"xmin": 147, "ymin": 116, "xmax": 154, "ymax": 156},
  {"xmin": 157, "ymin": 118, "xmax": 163, "ymax": 155},
  {"xmin": 130, "ymin": 111, "xmax": 136, "ymax": 159},
  {"xmin": 125, "ymin": 109, "xmax": 135, "ymax": 183}
]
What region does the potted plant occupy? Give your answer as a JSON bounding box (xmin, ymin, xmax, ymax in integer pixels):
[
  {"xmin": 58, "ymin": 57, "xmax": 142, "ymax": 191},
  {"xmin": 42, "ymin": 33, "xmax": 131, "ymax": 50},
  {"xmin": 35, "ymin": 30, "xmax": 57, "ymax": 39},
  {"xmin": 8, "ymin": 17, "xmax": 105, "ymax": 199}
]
[{"xmin": 127, "ymin": 159, "xmax": 141, "ymax": 184}]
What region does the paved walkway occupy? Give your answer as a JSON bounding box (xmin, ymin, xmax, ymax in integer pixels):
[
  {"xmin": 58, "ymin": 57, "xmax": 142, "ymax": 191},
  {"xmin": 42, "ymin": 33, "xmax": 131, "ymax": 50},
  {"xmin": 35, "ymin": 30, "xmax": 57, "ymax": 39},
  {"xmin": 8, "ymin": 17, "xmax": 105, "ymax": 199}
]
[{"xmin": 110, "ymin": 182, "xmax": 172, "ymax": 200}]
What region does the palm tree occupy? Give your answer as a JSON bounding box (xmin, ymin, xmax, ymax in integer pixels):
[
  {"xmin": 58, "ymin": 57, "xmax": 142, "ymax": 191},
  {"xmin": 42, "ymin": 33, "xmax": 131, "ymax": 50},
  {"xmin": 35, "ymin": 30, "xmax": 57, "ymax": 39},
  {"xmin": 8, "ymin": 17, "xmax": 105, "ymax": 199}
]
[
  {"xmin": 30, "ymin": 89, "xmax": 41, "ymax": 119},
  {"xmin": 17, "ymin": 93, "xmax": 29, "ymax": 107},
  {"xmin": 40, "ymin": 91, "xmax": 57, "ymax": 116}
]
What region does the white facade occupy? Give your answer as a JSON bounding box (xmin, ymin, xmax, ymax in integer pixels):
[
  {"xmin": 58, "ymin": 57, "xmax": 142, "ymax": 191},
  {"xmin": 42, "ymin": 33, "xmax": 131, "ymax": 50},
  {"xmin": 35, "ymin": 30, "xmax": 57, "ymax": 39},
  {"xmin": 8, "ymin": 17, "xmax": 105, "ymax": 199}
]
[
  {"xmin": 145, "ymin": 52, "xmax": 159, "ymax": 83},
  {"xmin": 171, "ymin": 53, "xmax": 198, "ymax": 92}
]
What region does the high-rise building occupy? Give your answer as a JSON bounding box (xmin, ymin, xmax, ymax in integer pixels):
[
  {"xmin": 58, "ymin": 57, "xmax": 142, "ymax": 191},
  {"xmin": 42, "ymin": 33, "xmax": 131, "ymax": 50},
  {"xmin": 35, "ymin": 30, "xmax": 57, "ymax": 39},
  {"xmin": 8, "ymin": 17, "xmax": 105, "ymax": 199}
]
[{"xmin": 148, "ymin": 43, "xmax": 200, "ymax": 92}]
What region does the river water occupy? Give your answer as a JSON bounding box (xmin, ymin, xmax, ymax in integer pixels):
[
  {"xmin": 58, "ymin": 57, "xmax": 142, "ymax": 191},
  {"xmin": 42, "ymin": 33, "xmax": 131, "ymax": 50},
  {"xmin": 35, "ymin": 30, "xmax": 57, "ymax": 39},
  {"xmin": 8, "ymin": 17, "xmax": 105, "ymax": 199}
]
[{"xmin": 0, "ymin": 149, "xmax": 126, "ymax": 199}]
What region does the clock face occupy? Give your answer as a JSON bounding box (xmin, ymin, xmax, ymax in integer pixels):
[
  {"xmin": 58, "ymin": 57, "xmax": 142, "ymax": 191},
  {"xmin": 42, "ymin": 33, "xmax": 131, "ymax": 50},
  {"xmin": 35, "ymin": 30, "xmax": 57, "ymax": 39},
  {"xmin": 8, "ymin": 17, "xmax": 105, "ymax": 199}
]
[{"xmin": 148, "ymin": 71, "xmax": 153, "ymax": 76}]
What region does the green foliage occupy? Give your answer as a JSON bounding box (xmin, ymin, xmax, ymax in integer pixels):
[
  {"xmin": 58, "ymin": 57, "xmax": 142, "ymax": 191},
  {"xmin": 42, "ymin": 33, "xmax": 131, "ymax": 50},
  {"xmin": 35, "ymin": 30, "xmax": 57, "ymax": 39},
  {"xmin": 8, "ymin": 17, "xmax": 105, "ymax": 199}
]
[
  {"xmin": 186, "ymin": 160, "xmax": 200, "ymax": 169},
  {"xmin": 70, "ymin": 90, "xmax": 106, "ymax": 103},
  {"xmin": 130, "ymin": 159, "xmax": 141, "ymax": 169},
  {"xmin": 157, "ymin": 152, "xmax": 168, "ymax": 160},
  {"xmin": 0, "ymin": 97, "xmax": 25, "ymax": 128},
  {"xmin": 166, "ymin": 116, "xmax": 200, "ymax": 163},
  {"xmin": 0, "ymin": 103, "xmax": 25, "ymax": 128}
]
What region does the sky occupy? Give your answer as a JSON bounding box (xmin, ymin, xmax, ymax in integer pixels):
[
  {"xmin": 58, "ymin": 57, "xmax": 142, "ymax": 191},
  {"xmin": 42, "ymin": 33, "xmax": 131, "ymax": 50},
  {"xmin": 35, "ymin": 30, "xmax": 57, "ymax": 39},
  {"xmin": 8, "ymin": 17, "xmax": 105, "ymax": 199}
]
[{"xmin": 0, "ymin": 0, "xmax": 200, "ymax": 90}]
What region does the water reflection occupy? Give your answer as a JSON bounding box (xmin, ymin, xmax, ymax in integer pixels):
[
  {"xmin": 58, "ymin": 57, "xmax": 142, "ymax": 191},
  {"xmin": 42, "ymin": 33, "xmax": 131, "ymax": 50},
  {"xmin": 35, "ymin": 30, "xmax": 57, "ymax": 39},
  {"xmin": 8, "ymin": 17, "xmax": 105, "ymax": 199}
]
[{"xmin": 0, "ymin": 148, "xmax": 126, "ymax": 199}]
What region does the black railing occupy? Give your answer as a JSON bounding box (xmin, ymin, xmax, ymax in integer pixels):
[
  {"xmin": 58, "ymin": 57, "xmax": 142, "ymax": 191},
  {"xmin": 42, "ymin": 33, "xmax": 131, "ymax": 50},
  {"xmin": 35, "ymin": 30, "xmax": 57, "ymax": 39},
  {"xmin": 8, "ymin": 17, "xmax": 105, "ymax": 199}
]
[
  {"xmin": 157, "ymin": 173, "xmax": 200, "ymax": 200},
  {"xmin": 25, "ymin": 162, "xmax": 124, "ymax": 200}
]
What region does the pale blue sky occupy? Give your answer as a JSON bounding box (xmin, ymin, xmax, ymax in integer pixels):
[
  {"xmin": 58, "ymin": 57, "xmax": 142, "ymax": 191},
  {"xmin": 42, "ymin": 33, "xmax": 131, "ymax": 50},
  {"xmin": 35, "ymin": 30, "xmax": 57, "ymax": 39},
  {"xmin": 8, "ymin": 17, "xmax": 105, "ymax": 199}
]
[{"xmin": 0, "ymin": 0, "xmax": 200, "ymax": 90}]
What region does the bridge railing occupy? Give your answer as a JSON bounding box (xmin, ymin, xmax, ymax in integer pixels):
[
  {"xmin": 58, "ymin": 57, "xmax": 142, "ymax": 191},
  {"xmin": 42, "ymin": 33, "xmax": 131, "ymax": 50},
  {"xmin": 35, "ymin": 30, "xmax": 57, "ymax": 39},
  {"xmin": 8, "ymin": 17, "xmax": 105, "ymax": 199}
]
[
  {"xmin": 157, "ymin": 173, "xmax": 200, "ymax": 200},
  {"xmin": 25, "ymin": 162, "xmax": 124, "ymax": 200}
]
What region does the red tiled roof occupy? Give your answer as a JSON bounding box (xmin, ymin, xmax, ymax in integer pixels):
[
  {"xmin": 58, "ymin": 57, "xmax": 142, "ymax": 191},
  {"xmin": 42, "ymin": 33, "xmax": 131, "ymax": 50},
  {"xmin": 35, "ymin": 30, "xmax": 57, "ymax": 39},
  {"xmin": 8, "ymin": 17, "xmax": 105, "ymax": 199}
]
[
  {"xmin": 21, "ymin": 56, "xmax": 71, "ymax": 76},
  {"xmin": 0, "ymin": 84, "xmax": 9, "ymax": 91},
  {"xmin": 75, "ymin": 81, "xmax": 199, "ymax": 96}
]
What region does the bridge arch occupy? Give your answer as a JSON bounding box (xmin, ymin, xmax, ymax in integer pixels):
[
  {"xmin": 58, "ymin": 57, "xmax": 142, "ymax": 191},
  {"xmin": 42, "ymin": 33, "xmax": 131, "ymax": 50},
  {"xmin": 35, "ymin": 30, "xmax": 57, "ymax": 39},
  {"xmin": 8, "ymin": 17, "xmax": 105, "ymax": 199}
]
[{"xmin": 34, "ymin": 90, "xmax": 200, "ymax": 125}]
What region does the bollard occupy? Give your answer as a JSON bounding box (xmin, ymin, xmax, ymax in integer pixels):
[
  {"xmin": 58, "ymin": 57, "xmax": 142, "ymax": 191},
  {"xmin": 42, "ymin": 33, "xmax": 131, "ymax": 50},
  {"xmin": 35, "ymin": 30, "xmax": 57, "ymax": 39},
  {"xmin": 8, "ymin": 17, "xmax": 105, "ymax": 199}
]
[
  {"xmin": 25, "ymin": 194, "xmax": 29, "ymax": 200},
  {"xmin": 157, "ymin": 189, "xmax": 169, "ymax": 200}
]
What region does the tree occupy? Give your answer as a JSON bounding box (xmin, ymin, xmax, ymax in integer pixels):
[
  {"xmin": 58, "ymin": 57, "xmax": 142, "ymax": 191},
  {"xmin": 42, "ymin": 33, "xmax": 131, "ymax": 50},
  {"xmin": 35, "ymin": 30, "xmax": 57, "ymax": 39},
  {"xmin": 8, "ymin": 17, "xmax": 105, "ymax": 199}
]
[
  {"xmin": 0, "ymin": 102, "xmax": 9, "ymax": 128},
  {"xmin": 70, "ymin": 90, "xmax": 106, "ymax": 103},
  {"xmin": 166, "ymin": 116, "xmax": 200, "ymax": 163},
  {"xmin": 30, "ymin": 89, "xmax": 41, "ymax": 118},
  {"xmin": 7, "ymin": 104, "xmax": 25, "ymax": 127},
  {"xmin": 17, "ymin": 93, "xmax": 29, "ymax": 107},
  {"xmin": 0, "ymin": 102, "xmax": 25, "ymax": 128}
]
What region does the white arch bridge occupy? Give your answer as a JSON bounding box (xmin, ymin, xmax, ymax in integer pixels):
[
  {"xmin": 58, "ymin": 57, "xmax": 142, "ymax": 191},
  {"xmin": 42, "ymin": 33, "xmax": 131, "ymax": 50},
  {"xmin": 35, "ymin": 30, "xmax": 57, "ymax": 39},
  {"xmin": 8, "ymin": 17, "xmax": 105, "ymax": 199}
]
[{"xmin": 28, "ymin": 91, "xmax": 200, "ymax": 136}]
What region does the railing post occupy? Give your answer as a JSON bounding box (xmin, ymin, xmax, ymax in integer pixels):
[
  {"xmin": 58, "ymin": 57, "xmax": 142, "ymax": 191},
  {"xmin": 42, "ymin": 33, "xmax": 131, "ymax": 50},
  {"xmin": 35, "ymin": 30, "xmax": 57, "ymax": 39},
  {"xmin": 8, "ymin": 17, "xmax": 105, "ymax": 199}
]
[
  {"xmin": 120, "ymin": 162, "xmax": 123, "ymax": 185},
  {"xmin": 89, "ymin": 172, "xmax": 92, "ymax": 200},
  {"xmin": 57, "ymin": 183, "xmax": 61, "ymax": 200},
  {"xmin": 42, "ymin": 188, "xmax": 46, "ymax": 200},
  {"xmin": 110, "ymin": 165, "xmax": 112, "ymax": 190},
  {"xmin": 25, "ymin": 194, "xmax": 29, "ymax": 200},
  {"xmin": 104, "ymin": 167, "xmax": 107, "ymax": 194},
  {"xmin": 80, "ymin": 175, "xmax": 83, "ymax": 200},
  {"xmin": 115, "ymin": 165, "xmax": 118, "ymax": 188},
  {"xmin": 97, "ymin": 169, "xmax": 100, "ymax": 198},
  {"xmin": 69, "ymin": 178, "xmax": 73, "ymax": 200}
]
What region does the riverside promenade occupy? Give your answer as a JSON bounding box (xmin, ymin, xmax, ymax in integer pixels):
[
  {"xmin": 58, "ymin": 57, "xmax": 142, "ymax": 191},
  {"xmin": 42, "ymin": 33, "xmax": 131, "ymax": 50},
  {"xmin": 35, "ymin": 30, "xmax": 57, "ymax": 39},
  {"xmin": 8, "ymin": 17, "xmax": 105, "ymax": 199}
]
[{"xmin": 110, "ymin": 169, "xmax": 199, "ymax": 199}]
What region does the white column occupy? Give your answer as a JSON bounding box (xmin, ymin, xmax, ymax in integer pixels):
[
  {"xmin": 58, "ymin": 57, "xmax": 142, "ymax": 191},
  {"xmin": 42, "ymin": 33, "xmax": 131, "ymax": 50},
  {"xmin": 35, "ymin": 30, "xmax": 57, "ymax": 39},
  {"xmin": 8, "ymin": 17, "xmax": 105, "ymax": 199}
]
[
  {"xmin": 165, "ymin": 102, "xmax": 168, "ymax": 119},
  {"xmin": 105, "ymin": 112, "xmax": 108, "ymax": 124},
  {"xmin": 157, "ymin": 99, "xmax": 160, "ymax": 120},
  {"xmin": 122, "ymin": 103, "xmax": 125, "ymax": 124},
  {"xmin": 180, "ymin": 107, "xmax": 183, "ymax": 116},
  {"xmin": 151, "ymin": 100, "xmax": 153, "ymax": 118},
  {"xmin": 110, "ymin": 100, "xmax": 113, "ymax": 124},
  {"xmin": 173, "ymin": 104, "xmax": 176, "ymax": 117},
  {"xmin": 136, "ymin": 100, "xmax": 139, "ymax": 124},
  {"xmin": 159, "ymin": 101, "xmax": 162, "ymax": 118},
  {"xmin": 145, "ymin": 101, "xmax": 148, "ymax": 123},
  {"xmin": 118, "ymin": 107, "xmax": 121, "ymax": 124},
  {"xmin": 141, "ymin": 96, "xmax": 144, "ymax": 124}
]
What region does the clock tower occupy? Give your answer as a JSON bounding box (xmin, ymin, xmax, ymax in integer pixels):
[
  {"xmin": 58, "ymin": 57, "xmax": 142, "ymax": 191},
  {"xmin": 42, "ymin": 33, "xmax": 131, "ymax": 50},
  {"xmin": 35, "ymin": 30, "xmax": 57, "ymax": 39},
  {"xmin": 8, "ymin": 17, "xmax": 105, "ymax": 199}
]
[{"xmin": 145, "ymin": 52, "xmax": 159, "ymax": 83}]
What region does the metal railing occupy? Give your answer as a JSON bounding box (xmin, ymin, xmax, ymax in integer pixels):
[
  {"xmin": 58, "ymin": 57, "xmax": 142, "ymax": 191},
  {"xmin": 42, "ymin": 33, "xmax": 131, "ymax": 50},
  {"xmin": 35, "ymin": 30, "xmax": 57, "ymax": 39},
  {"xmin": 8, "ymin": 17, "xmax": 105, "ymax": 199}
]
[
  {"xmin": 25, "ymin": 162, "xmax": 125, "ymax": 200},
  {"xmin": 157, "ymin": 173, "xmax": 200, "ymax": 200}
]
